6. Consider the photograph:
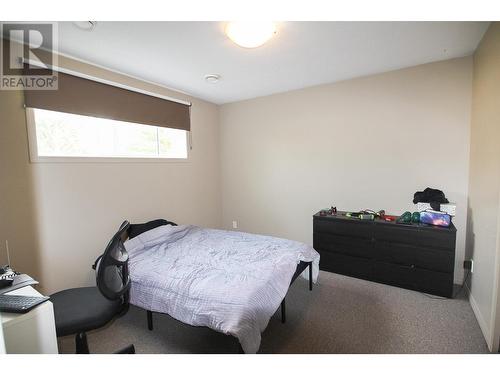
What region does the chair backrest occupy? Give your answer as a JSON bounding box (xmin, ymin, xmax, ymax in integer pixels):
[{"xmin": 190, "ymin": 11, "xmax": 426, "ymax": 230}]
[
  {"xmin": 127, "ymin": 218, "xmax": 177, "ymax": 239},
  {"xmin": 96, "ymin": 221, "xmax": 131, "ymax": 301}
]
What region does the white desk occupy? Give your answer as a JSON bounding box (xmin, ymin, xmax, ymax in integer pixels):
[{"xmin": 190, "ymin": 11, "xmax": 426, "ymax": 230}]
[{"xmin": 1, "ymin": 286, "xmax": 58, "ymax": 354}]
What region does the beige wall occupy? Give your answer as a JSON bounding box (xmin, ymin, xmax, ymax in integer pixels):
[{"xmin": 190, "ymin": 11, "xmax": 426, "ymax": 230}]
[
  {"xmin": 467, "ymin": 22, "xmax": 500, "ymax": 352},
  {"xmin": 0, "ymin": 87, "xmax": 41, "ymax": 281},
  {"xmin": 0, "ymin": 54, "xmax": 221, "ymax": 294},
  {"xmin": 220, "ymin": 57, "xmax": 473, "ymax": 284}
]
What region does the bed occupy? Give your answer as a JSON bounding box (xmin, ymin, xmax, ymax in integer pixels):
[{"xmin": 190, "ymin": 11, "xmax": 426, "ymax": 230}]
[{"xmin": 123, "ymin": 221, "xmax": 320, "ymax": 353}]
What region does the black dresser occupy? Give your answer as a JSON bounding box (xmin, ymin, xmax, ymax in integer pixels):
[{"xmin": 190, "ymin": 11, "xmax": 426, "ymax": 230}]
[{"xmin": 313, "ymin": 211, "xmax": 456, "ymax": 297}]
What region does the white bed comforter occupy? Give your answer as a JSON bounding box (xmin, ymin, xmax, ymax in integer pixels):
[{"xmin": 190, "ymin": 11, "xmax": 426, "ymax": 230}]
[{"xmin": 124, "ymin": 224, "xmax": 320, "ymax": 353}]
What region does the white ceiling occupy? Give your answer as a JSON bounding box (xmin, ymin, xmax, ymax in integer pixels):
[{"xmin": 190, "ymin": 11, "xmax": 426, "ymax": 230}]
[{"xmin": 52, "ymin": 22, "xmax": 489, "ymax": 104}]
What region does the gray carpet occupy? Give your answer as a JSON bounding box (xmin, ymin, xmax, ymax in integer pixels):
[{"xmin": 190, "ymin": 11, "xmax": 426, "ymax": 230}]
[{"xmin": 58, "ymin": 271, "xmax": 489, "ymax": 354}]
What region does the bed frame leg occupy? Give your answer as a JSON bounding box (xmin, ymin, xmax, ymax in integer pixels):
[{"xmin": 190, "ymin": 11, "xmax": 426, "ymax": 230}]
[
  {"xmin": 147, "ymin": 310, "xmax": 153, "ymax": 331},
  {"xmin": 237, "ymin": 342, "xmax": 244, "ymax": 354},
  {"xmin": 281, "ymin": 298, "xmax": 286, "ymax": 324},
  {"xmin": 309, "ymin": 262, "xmax": 313, "ymax": 291}
]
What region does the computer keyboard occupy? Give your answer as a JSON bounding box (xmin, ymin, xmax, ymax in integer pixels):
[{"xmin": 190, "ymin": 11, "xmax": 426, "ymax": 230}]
[{"xmin": 0, "ymin": 294, "xmax": 50, "ymax": 313}]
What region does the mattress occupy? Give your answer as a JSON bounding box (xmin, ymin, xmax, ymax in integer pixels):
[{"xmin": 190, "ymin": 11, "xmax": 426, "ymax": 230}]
[{"xmin": 124, "ymin": 224, "xmax": 320, "ymax": 353}]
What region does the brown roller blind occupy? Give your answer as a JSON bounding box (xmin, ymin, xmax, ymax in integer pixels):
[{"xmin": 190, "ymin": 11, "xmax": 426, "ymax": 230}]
[{"xmin": 24, "ymin": 69, "xmax": 190, "ymax": 131}]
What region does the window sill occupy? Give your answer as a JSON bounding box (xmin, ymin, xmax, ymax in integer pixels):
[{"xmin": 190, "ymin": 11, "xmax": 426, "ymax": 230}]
[{"xmin": 29, "ymin": 156, "xmax": 190, "ymax": 164}]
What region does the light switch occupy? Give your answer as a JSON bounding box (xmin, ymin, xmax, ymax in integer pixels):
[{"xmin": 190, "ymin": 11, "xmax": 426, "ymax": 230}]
[{"xmin": 232, "ymin": 221, "xmax": 238, "ymax": 229}]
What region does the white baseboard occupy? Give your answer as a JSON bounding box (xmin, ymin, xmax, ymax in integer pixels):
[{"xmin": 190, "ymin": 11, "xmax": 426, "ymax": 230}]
[{"xmin": 467, "ymin": 284, "xmax": 493, "ymax": 351}]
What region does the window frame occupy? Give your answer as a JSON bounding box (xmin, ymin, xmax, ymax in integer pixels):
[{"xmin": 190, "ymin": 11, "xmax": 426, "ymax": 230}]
[{"xmin": 25, "ymin": 107, "xmax": 191, "ymax": 163}]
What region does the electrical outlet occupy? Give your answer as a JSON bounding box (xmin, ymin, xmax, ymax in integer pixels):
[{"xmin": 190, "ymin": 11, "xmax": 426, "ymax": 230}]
[
  {"xmin": 464, "ymin": 259, "xmax": 474, "ymax": 273},
  {"xmin": 232, "ymin": 221, "xmax": 238, "ymax": 229}
]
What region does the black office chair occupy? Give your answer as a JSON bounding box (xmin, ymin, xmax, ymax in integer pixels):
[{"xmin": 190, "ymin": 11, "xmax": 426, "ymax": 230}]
[{"xmin": 50, "ymin": 221, "xmax": 135, "ymax": 354}]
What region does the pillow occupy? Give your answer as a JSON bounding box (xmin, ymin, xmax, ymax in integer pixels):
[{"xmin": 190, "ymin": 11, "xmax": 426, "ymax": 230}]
[{"xmin": 128, "ymin": 219, "xmax": 177, "ymax": 239}]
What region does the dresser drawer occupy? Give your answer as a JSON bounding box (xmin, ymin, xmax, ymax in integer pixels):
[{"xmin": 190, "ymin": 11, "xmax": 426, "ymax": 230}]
[
  {"xmin": 373, "ymin": 261, "xmax": 453, "ymax": 297},
  {"xmin": 414, "ymin": 246, "xmax": 454, "ymax": 273},
  {"xmin": 375, "ymin": 242, "xmax": 454, "ymax": 273},
  {"xmin": 373, "ymin": 261, "xmax": 417, "ymax": 290},
  {"xmin": 415, "ymin": 268, "xmax": 453, "ymax": 297},
  {"xmin": 319, "ymin": 251, "xmax": 372, "ymax": 280},
  {"xmin": 314, "ymin": 218, "xmax": 372, "ymax": 239},
  {"xmin": 374, "ymin": 225, "xmax": 421, "ymax": 246},
  {"xmin": 374, "ymin": 224, "xmax": 455, "ymax": 250},
  {"xmin": 417, "ymin": 230, "xmax": 456, "ymax": 250},
  {"xmin": 314, "ymin": 232, "xmax": 372, "ymax": 258}
]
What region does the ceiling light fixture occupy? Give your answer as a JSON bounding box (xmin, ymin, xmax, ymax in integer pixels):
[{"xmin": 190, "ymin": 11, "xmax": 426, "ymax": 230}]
[
  {"xmin": 205, "ymin": 74, "xmax": 221, "ymax": 83},
  {"xmin": 225, "ymin": 21, "xmax": 277, "ymax": 48},
  {"xmin": 73, "ymin": 21, "xmax": 98, "ymax": 31}
]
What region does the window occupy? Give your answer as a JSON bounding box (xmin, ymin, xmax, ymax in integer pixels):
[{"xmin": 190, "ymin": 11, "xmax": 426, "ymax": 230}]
[{"xmin": 27, "ymin": 108, "xmax": 189, "ymax": 161}]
